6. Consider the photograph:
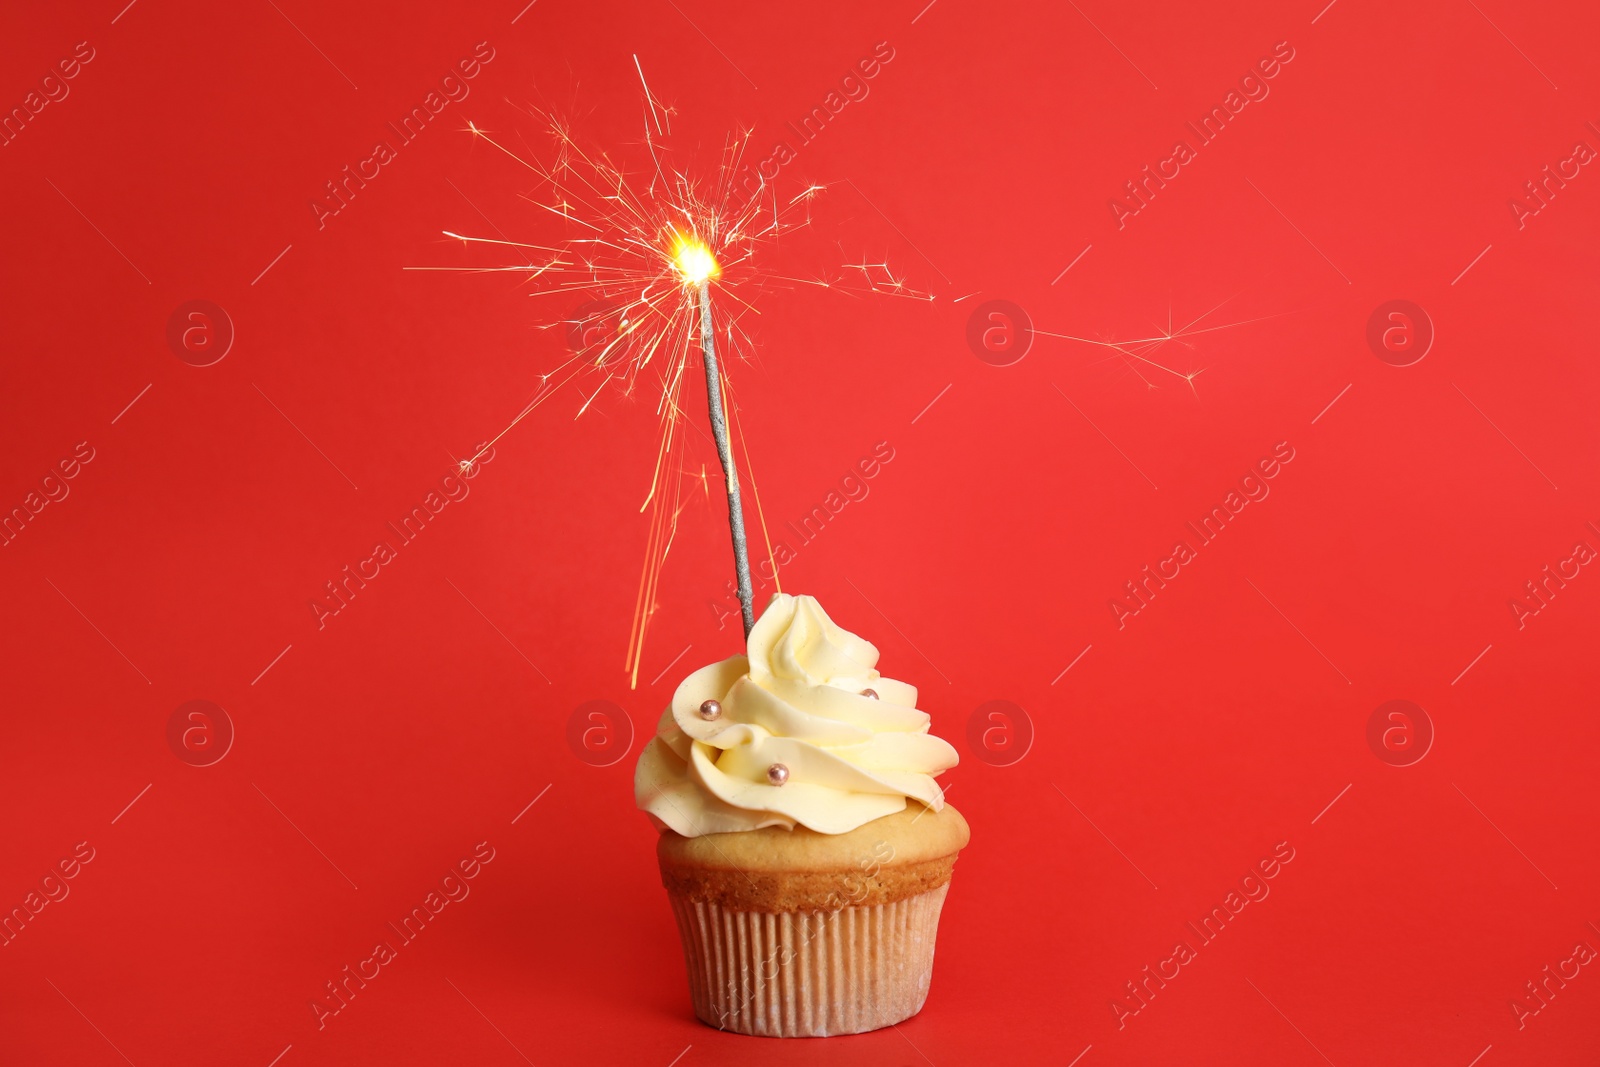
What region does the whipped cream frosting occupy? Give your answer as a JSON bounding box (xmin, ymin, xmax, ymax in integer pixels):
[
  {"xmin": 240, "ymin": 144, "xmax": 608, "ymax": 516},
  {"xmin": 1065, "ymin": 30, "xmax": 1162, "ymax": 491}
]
[{"xmin": 634, "ymin": 593, "xmax": 959, "ymax": 837}]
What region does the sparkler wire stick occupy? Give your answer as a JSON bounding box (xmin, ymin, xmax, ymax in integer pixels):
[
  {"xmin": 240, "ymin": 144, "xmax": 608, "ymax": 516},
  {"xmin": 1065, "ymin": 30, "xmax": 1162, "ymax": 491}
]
[{"xmin": 696, "ymin": 280, "xmax": 755, "ymax": 637}]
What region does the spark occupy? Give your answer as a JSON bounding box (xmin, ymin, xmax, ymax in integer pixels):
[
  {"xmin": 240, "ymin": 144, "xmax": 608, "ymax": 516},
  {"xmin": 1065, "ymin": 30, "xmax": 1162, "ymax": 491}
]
[
  {"xmin": 1035, "ymin": 294, "xmax": 1297, "ymax": 392},
  {"xmin": 414, "ymin": 68, "xmax": 932, "ymax": 684}
]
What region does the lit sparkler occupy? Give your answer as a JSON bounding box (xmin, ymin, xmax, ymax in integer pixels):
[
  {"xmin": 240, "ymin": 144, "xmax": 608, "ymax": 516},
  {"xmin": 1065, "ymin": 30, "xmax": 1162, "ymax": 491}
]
[{"xmin": 413, "ymin": 61, "xmax": 931, "ymax": 685}]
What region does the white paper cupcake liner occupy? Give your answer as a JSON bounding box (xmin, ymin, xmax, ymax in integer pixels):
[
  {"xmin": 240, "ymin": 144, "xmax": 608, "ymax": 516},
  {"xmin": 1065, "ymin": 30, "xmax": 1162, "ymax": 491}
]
[{"xmin": 667, "ymin": 884, "xmax": 951, "ymax": 1037}]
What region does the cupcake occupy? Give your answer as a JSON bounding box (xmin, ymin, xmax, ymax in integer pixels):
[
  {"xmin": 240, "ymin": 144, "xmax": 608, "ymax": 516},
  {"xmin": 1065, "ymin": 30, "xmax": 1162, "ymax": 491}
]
[{"xmin": 635, "ymin": 593, "xmax": 968, "ymax": 1037}]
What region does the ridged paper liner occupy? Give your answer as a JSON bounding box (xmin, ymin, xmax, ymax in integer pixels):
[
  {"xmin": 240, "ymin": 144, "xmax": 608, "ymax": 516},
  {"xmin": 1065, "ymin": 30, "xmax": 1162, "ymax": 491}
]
[{"xmin": 667, "ymin": 884, "xmax": 951, "ymax": 1037}]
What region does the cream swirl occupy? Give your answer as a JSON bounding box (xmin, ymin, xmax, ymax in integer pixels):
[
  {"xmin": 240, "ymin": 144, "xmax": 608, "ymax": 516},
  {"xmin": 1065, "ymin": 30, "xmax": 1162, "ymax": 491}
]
[{"xmin": 634, "ymin": 593, "xmax": 959, "ymax": 836}]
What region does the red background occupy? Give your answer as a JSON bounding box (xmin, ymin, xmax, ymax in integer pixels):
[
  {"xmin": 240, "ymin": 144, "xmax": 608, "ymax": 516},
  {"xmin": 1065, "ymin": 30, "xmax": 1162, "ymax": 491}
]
[{"xmin": 3, "ymin": 0, "xmax": 1599, "ymax": 1064}]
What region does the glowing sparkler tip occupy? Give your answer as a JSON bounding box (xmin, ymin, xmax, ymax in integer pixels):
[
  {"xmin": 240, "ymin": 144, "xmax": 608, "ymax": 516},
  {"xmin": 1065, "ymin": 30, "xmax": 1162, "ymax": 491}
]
[{"xmin": 671, "ymin": 235, "xmax": 719, "ymax": 285}]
